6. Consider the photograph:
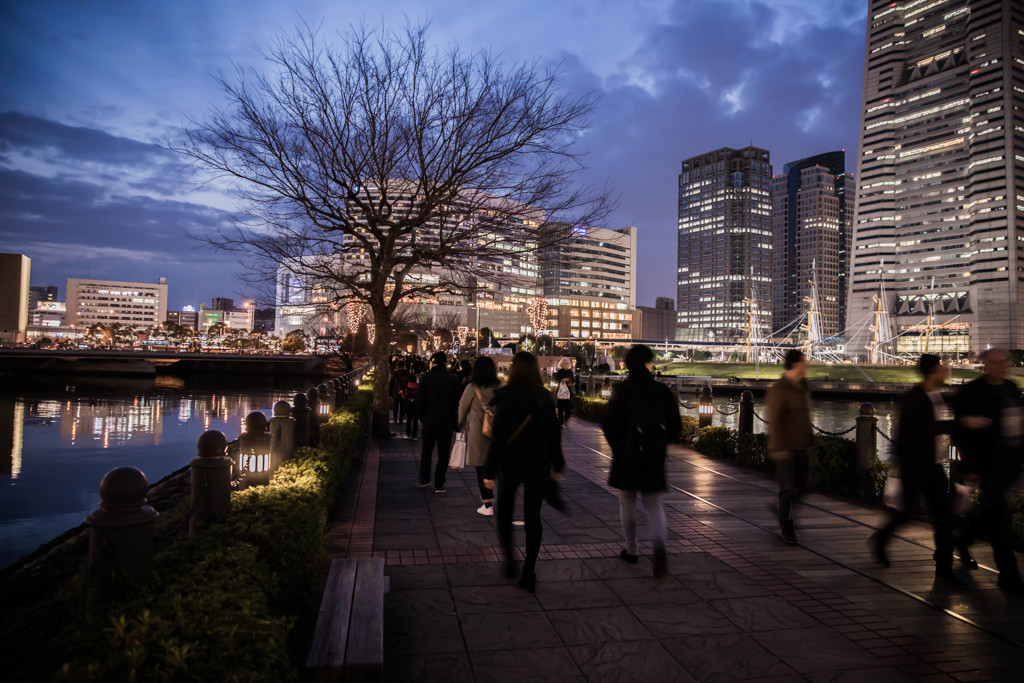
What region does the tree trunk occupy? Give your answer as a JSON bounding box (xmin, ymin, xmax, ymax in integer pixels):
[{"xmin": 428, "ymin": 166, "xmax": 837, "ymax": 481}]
[{"xmin": 370, "ymin": 305, "xmax": 393, "ymax": 437}]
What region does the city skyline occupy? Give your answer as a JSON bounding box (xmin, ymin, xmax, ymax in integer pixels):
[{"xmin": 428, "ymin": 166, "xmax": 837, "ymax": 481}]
[{"xmin": 0, "ymin": 0, "xmax": 868, "ymax": 310}]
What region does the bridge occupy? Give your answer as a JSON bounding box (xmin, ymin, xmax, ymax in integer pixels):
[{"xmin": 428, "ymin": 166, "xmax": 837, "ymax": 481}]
[{"xmin": 0, "ymin": 348, "xmax": 327, "ymax": 377}]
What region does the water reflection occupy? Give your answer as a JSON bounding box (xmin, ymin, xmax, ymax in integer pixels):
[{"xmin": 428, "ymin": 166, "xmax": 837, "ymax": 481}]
[{"xmin": 0, "ymin": 378, "xmax": 304, "ymax": 568}]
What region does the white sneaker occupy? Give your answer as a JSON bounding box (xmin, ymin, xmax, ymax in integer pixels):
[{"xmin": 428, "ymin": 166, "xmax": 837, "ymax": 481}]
[{"xmin": 476, "ymin": 504, "xmax": 494, "ymax": 516}]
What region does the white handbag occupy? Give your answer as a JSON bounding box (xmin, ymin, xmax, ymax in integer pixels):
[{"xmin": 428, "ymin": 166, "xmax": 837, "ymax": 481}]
[{"xmin": 449, "ymin": 432, "xmax": 467, "ymax": 469}]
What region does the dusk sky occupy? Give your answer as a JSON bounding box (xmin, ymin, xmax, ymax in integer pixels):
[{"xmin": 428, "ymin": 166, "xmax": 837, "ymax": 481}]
[{"xmin": 0, "ymin": 0, "xmax": 868, "ymax": 311}]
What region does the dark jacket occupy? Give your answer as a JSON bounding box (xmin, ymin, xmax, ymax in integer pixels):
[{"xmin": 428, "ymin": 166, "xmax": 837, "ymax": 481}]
[
  {"xmin": 896, "ymin": 384, "xmax": 954, "ymax": 476},
  {"xmin": 416, "ymin": 366, "xmax": 460, "ymax": 425},
  {"xmin": 484, "ymin": 384, "xmax": 564, "ymax": 479},
  {"xmin": 953, "ymin": 377, "xmax": 1024, "ymax": 477},
  {"xmin": 389, "ymin": 367, "xmax": 411, "ymax": 398},
  {"xmin": 765, "ymin": 374, "xmax": 814, "ymax": 453},
  {"xmin": 602, "ymin": 369, "xmax": 683, "ymax": 493},
  {"xmin": 554, "ymin": 368, "xmax": 574, "ymax": 398}
]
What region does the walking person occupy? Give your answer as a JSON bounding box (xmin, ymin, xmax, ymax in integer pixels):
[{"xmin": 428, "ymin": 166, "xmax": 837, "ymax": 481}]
[
  {"xmin": 458, "ymin": 355, "xmax": 501, "ymax": 516},
  {"xmin": 483, "ymin": 351, "xmax": 565, "ymax": 592},
  {"xmin": 871, "ymin": 354, "xmax": 966, "ymax": 587},
  {"xmin": 554, "ymin": 358, "xmax": 575, "ymax": 426},
  {"xmin": 403, "ymin": 373, "xmax": 420, "ymax": 439},
  {"xmin": 602, "ymin": 344, "xmax": 682, "ymax": 577},
  {"xmin": 416, "ymin": 352, "xmax": 460, "ymax": 492},
  {"xmin": 766, "ymin": 349, "xmax": 815, "ymax": 545},
  {"xmin": 390, "ymin": 359, "xmax": 411, "ymax": 424},
  {"xmin": 953, "ymin": 349, "xmax": 1024, "ymax": 594}
]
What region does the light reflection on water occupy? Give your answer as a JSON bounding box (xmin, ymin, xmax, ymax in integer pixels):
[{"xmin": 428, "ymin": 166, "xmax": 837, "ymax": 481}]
[
  {"xmin": 0, "ymin": 378, "xmax": 307, "ymax": 569},
  {"xmin": 678, "ymin": 397, "xmax": 900, "ymax": 458}
]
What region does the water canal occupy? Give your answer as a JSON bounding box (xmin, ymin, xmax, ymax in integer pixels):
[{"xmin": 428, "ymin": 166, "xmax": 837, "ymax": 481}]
[{"xmin": 0, "ymin": 374, "xmax": 309, "ymax": 569}]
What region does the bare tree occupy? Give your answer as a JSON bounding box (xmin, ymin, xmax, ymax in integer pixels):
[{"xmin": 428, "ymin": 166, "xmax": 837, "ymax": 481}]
[{"xmin": 167, "ymin": 21, "xmax": 612, "ymax": 432}]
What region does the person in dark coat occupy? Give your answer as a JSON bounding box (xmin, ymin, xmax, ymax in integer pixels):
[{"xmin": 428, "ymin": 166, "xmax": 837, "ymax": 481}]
[
  {"xmin": 872, "ymin": 354, "xmax": 966, "ymax": 588},
  {"xmin": 416, "ymin": 352, "xmax": 461, "ymax": 493},
  {"xmin": 389, "ymin": 360, "xmax": 411, "ymax": 423},
  {"xmin": 602, "ymin": 345, "xmax": 682, "ymax": 577},
  {"xmin": 953, "ymin": 348, "xmax": 1024, "ymax": 594},
  {"xmin": 484, "ymin": 351, "xmax": 565, "ymax": 593}
]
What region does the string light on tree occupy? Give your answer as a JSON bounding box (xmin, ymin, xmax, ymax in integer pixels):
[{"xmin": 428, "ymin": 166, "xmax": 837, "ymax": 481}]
[
  {"xmin": 346, "ymin": 302, "xmax": 366, "ymax": 335},
  {"xmin": 457, "ymin": 326, "xmax": 469, "ymax": 346},
  {"xmin": 366, "ymin": 323, "xmax": 375, "ymax": 344},
  {"xmin": 527, "ymin": 297, "xmax": 548, "ymax": 336}
]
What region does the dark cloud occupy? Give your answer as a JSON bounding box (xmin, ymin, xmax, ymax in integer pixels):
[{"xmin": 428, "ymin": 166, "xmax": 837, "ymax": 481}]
[{"xmin": 561, "ymin": 0, "xmax": 866, "ymax": 305}]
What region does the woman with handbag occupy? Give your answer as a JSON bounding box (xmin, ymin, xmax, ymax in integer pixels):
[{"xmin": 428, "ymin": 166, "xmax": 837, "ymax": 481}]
[
  {"xmin": 483, "ymin": 351, "xmax": 565, "ymax": 593},
  {"xmin": 458, "ymin": 355, "xmax": 501, "ymax": 516}
]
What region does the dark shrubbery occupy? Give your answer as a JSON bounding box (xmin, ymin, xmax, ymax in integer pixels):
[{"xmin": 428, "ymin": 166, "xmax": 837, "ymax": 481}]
[{"xmin": 42, "ymin": 389, "xmax": 373, "ymax": 683}]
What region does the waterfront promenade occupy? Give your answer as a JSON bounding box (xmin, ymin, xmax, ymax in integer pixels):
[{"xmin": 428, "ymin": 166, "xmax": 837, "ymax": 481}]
[{"xmin": 327, "ymin": 417, "xmax": 1024, "ymax": 682}]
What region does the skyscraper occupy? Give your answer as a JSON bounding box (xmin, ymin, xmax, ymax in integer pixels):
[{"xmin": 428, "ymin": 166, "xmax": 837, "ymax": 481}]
[
  {"xmin": 540, "ymin": 224, "xmax": 636, "ymax": 339},
  {"xmin": 771, "ymin": 151, "xmax": 853, "ymax": 338},
  {"xmin": 677, "ymin": 147, "xmax": 773, "ymax": 341},
  {"xmin": 847, "ymin": 0, "xmax": 1024, "ymax": 357}
]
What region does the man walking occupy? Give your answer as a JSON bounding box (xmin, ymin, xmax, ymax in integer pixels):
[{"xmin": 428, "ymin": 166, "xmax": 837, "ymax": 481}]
[
  {"xmin": 954, "ymin": 349, "xmax": 1024, "ymax": 595},
  {"xmin": 766, "ymin": 349, "xmax": 814, "ymax": 545},
  {"xmin": 872, "ymin": 354, "xmax": 966, "ymax": 588},
  {"xmin": 417, "ymin": 351, "xmax": 461, "ymax": 493}
]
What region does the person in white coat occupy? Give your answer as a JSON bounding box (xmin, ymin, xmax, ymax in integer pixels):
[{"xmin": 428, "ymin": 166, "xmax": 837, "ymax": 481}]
[{"xmin": 458, "ymin": 355, "xmax": 502, "ymax": 515}]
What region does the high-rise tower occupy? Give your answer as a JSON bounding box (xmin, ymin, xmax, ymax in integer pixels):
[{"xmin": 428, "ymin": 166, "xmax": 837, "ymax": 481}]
[
  {"xmin": 677, "ymin": 147, "xmax": 773, "ymax": 341},
  {"xmin": 847, "ymin": 0, "xmax": 1024, "ymax": 357},
  {"xmin": 771, "ymin": 151, "xmax": 853, "ymax": 338}
]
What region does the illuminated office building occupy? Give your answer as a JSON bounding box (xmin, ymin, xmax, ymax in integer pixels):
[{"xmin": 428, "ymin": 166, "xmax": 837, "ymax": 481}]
[
  {"xmin": 847, "ymin": 0, "xmax": 1024, "ymax": 356},
  {"xmin": 677, "ymin": 147, "xmax": 773, "ymax": 341},
  {"xmin": 65, "ymin": 277, "xmax": 168, "ymax": 330}
]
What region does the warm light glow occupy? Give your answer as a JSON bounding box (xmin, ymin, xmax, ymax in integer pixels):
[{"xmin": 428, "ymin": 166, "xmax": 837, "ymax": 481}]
[
  {"xmin": 366, "ymin": 323, "xmax": 375, "ymax": 344},
  {"xmin": 346, "ymin": 302, "xmax": 366, "ymax": 335},
  {"xmin": 527, "ymin": 297, "xmax": 548, "ymax": 336}
]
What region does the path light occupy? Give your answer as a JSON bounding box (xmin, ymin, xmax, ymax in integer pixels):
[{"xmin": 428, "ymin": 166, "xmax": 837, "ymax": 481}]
[
  {"xmin": 238, "ymin": 411, "xmax": 272, "ymax": 486},
  {"xmin": 698, "ymin": 386, "xmax": 714, "ymax": 428},
  {"xmin": 600, "ymin": 377, "xmax": 612, "ymax": 399}
]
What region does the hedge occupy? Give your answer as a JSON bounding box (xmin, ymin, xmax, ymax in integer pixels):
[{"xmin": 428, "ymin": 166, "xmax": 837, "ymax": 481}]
[{"xmin": 36, "ymin": 388, "xmax": 373, "ymax": 683}]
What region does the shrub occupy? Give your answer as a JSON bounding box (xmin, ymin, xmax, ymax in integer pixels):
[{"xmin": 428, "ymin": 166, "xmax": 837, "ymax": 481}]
[
  {"xmin": 571, "ymin": 395, "xmax": 609, "ymax": 424},
  {"xmin": 694, "ymin": 426, "xmax": 736, "ymax": 461},
  {"xmin": 45, "ymin": 389, "xmax": 373, "ymax": 682},
  {"xmin": 679, "ymin": 417, "xmax": 699, "ymax": 447},
  {"xmin": 814, "ymin": 436, "xmax": 857, "ymax": 497}
]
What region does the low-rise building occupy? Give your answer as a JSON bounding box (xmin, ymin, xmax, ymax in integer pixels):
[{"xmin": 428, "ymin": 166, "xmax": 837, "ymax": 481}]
[{"xmin": 65, "ymin": 277, "xmax": 168, "ymax": 331}]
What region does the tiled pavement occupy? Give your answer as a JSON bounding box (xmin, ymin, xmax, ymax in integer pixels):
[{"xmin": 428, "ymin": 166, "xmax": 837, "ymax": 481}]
[{"xmin": 327, "ymin": 417, "xmax": 1024, "ymax": 682}]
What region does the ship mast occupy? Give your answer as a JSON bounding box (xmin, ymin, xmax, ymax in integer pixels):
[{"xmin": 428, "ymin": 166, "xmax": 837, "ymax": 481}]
[
  {"xmin": 867, "ymin": 260, "xmax": 894, "ymax": 364},
  {"xmin": 801, "ymin": 259, "xmax": 822, "ymax": 361}
]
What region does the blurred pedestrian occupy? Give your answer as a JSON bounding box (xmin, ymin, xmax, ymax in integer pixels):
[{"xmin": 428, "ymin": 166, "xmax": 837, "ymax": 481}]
[
  {"xmin": 766, "ymin": 349, "xmax": 814, "ymax": 545},
  {"xmin": 457, "ymin": 359, "xmax": 474, "ymax": 387},
  {"xmin": 602, "ymin": 344, "xmax": 682, "ymax": 577},
  {"xmin": 458, "ymin": 355, "xmax": 501, "ymax": 516},
  {"xmin": 484, "ymin": 351, "xmax": 564, "ymax": 592},
  {"xmin": 953, "ymin": 349, "xmax": 1024, "ymax": 595},
  {"xmin": 872, "ymin": 354, "xmax": 966, "ymax": 587},
  {"xmin": 554, "ymin": 358, "xmax": 575, "ymax": 426},
  {"xmin": 403, "ymin": 373, "xmax": 420, "ymax": 439},
  {"xmin": 416, "ymin": 352, "xmax": 461, "ymax": 492}
]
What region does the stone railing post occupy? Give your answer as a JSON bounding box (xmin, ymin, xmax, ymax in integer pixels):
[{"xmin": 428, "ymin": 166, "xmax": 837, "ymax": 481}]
[
  {"xmin": 856, "ymin": 402, "xmax": 878, "ymax": 498},
  {"xmin": 237, "ymin": 411, "xmax": 272, "ymax": 487},
  {"xmin": 698, "ymin": 386, "xmax": 714, "ymax": 429},
  {"xmin": 738, "ymin": 390, "xmax": 754, "ymax": 437},
  {"xmin": 189, "ymin": 430, "xmax": 231, "ymax": 534},
  {"xmin": 86, "ymin": 467, "xmax": 159, "ymax": 578},
  {"xmin": 292, "ymin": 392, "xmax": 311, "ymax": 449},
  {"xmin": 270, "ymin": 400, "xmax": 296, "ymax": 465},
  {"xmin": 306, "ymin": 388, "xmax": 321, "ymax": 438}
]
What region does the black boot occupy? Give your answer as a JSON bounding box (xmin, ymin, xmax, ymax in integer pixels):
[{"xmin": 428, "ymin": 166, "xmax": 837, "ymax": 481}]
[
  {"xmin": 653, "ymin": 545, "xmax": 668, "ymax": 578},
  {"xmin": 781, "ymin": 521, "xmax": 798, "ymax": 545}
]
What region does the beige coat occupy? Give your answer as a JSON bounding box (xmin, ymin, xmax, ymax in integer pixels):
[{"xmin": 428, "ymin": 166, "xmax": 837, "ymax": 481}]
[{"xmin": 458, "ymin": 382, "xmax": 500, "ymax": 467}]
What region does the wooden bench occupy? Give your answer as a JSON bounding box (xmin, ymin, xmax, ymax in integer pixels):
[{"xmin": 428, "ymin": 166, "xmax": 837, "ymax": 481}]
[{"xmin": 306, "ymin": 558, "xmax": 390, "ymax": 682}]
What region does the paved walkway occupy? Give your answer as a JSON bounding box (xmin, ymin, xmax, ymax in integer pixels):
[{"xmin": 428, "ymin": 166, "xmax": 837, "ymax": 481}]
[{"xmin": 329, "ymin": 416, "xmax": 1024, "ymax": 682}]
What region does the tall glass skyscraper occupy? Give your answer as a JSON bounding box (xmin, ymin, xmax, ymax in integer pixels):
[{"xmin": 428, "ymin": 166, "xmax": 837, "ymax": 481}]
[
  {"xmin": 771, "ymin": 151, "xmax": 853, "ymax": 338},
  {"xmin": 847, "ymin": 0, "xmax": 1024, "ymax": 357},
  {"xmin": 677, "ymin": 147, "xmax": 773, "ymax": 342}
]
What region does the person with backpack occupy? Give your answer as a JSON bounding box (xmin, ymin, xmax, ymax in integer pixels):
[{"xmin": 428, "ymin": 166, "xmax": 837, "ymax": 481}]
[
  {"xmin": 554, "ymin": 357, "xmax": 575, "ymax": 425},
  {"xmin": 483, "ymin": 351, "xmax": 565, "ymax": 592},
  {"xmin": 458, "ymin": 355, "xmax": 501, "ymax": 516},
  {"xmin": 602, "ymin": 344, "xmax": 682, "ymax": 577}
]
